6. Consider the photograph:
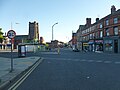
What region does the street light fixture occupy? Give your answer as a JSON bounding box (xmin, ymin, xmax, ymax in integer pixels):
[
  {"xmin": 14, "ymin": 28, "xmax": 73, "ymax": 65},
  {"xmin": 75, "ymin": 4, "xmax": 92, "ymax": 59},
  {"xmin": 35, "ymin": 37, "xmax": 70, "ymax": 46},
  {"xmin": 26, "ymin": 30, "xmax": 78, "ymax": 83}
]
[{"xmin": 52, "ymin": 22, "xmax": 58, "ymax": 41}]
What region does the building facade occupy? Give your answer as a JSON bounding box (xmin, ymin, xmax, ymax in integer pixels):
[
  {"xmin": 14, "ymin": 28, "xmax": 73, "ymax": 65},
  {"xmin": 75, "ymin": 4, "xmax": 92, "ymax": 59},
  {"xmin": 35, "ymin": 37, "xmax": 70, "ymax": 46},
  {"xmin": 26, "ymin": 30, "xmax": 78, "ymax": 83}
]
[
  {"xmin": 0, "ymin": 21, "xmax": 40, "ymax": 50},
  {"xmin": 76, "ymin": 25, "xmax": 85, "ymax": 51},
  {"xmin": 72, "ymin": 32, "xmax": 77, "ymax": 50},
  {"xmin": 76, "ymin": 5, "xmax": 120, "ymax": 53},
  {"xmin": 14, "ymin": 35, "xmax": 28, "ymax": 49}
]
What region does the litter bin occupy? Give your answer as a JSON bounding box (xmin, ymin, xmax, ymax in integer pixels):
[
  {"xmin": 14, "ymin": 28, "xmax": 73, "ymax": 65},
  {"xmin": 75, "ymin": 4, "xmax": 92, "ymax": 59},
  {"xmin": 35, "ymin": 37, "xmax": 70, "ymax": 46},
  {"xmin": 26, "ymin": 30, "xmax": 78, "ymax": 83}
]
[{"xmin": 18, "ymin": 45, "xmax": 26, "ymax": 57}]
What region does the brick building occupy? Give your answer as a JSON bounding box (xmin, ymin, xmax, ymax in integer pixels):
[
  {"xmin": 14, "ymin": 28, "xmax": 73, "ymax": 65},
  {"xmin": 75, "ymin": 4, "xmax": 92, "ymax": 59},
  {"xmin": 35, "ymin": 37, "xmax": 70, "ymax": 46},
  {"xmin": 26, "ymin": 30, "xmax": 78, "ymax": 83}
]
[
  {"xmin": 72, "ymin": 32, "xmax": 77, "ymax": 49},
  {"xmin": 76, "ymin": 5, "xmax": 120, "ymax": 53}
]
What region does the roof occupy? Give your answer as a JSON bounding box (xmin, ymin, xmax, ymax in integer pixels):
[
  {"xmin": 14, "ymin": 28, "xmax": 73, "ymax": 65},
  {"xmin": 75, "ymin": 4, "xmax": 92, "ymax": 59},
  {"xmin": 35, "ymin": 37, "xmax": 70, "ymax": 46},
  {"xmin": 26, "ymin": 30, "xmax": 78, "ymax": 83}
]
[{"xmin": 15, "ymin": 35, "xmax": 28, "ymax": 40}]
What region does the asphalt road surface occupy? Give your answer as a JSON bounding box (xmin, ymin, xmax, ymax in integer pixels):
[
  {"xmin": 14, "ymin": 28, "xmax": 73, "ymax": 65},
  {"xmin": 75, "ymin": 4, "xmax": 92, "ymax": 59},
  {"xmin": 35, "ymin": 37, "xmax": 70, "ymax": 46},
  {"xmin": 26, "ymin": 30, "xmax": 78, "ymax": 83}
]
[{"xmin": 6, "ymin": 48, "xmax": 120, "ymax": 90}]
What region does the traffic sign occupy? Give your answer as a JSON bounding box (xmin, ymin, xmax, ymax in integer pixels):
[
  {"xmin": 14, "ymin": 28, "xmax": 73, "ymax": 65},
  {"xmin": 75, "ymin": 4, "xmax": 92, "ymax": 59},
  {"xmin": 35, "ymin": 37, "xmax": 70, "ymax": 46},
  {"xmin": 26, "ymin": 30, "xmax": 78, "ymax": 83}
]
[{"xmin": 7, "ymin": 30, "xmax": 16, "ymax": 39}]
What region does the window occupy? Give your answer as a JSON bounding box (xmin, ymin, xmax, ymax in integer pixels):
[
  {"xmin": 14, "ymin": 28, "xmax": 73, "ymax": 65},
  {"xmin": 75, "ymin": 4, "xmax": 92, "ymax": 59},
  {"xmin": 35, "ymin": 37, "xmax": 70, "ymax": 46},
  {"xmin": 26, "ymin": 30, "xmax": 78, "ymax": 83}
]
[
  {"xmin": 100, "ymin": 31, "xmax": 103, "ymax": 38},
  {"xmin": 82, "ymin": 36, "xmax": 85, "ymax": 41},
  {"xmin": 82, "ymin": 31, "xmax": 84, "ymax": 34},
  {"xmin": 95, "ymin": 32, "xmax": 99, "ymax": 38},
  {"xmin": 106, "ymin": 20, "xmax": 109, "ymax": 25},
  {"xmin": 114, "ymin": 18, "xmax": 118, "ymax": 24},
  {"xmin": 106, "ymin": 28, "xmax": 109, "ymax": 36},
  {"xmin": 92, "ymin": 33, "xmax": 95, "ymax": 39},
  {"xmin": 114, "ymin": 26, "xmax": 118, "ymax": 35},
  {"xmin": 89, "ymin": 27, "xmax": 91, "ymax": 32},
  {"xmin": 86, "ymin": 35, "xmax": 89, "ymax": 40},
  {"xmin": 90, "ymin": 34, "xmax": 92, "ymax": 39},
  {"xmin": 100, "ymin": 23, "xmax": 103, "ymax": 28}
]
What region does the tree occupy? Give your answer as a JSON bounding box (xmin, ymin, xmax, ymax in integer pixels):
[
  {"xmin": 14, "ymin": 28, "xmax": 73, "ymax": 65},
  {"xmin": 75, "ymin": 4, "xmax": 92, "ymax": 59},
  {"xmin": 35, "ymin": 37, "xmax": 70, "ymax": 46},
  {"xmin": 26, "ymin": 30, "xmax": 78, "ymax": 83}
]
[{"xmin": 0, "ymin": 28, "xmax": 4, "ymax": 43}]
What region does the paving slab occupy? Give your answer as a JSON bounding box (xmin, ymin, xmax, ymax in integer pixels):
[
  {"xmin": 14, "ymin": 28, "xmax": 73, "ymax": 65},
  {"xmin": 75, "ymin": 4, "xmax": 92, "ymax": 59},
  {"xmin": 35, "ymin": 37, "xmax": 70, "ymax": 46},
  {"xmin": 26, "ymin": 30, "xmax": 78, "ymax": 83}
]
[{"xmin": 0, "ymin": 56, "xmax": 41, "ymax": 89}]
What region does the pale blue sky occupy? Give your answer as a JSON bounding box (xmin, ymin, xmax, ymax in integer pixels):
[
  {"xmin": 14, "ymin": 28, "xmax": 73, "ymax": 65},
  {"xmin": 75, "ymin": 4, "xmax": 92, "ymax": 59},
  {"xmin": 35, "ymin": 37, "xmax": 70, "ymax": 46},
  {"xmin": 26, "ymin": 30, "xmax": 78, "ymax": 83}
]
[{"xmin": 0, "ymin": 0, "xmax": 120, "ymax": 42}]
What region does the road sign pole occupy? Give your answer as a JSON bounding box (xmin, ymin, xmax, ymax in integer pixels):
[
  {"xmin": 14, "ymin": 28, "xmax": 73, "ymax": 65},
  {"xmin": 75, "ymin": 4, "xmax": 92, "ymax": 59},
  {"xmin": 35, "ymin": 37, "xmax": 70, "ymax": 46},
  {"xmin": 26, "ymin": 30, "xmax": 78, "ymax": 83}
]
[
  {"xmin": 7, "ymin": 30, "xmax": 16, "ymax": 73},
  {"xmin": 10, "ymin": 38, "xmax": 13, "ymax": 72}
]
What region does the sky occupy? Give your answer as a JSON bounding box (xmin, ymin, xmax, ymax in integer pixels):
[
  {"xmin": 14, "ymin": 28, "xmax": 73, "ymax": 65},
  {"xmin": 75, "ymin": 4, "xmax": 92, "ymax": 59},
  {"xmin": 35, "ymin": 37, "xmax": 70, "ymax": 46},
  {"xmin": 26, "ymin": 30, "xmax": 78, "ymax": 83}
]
[{"xmin": 0, "ymin": 0, "xmax": 120, "ymax": 42}]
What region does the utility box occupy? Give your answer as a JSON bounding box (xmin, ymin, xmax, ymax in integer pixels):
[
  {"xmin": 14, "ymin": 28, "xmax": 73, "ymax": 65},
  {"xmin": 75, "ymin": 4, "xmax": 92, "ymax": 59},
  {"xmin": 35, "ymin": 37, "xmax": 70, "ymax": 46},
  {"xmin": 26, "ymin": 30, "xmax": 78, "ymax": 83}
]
[{"xmin": 18, "ymin": 45, "xmax": 26, "ymax": 57}]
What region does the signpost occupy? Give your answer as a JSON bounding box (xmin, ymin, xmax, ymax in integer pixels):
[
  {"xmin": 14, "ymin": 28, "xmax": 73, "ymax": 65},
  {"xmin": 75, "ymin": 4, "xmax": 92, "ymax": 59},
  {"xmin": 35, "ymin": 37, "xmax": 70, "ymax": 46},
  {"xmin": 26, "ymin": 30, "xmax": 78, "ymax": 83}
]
[{"xmin": 7, "ymin": 30, "xmax": 16, "ymax": 72}]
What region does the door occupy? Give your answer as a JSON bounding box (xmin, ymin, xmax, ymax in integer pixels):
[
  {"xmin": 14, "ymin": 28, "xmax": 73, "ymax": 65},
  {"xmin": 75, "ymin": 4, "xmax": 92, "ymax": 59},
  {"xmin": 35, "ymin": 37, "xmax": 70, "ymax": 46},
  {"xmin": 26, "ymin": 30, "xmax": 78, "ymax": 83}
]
[{"xmin": 114, "ymin": 40, "xmax": 118, "ymax": 53}]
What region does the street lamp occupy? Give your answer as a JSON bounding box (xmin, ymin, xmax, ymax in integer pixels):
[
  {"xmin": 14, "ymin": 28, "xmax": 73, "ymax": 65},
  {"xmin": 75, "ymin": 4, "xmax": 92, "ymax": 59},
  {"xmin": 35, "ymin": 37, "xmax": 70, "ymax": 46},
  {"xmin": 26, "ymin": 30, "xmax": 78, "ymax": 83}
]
[
  {"xmin": 52, "ymin": 22, "xmax": 58, "ymax": 41},
  {"xmin": 93, "ymin": 36, "xmax": 96, "ymax": 52},
  {"xmin": 10, "ymin": 22, "xmax": 19, "ymax": 49}
]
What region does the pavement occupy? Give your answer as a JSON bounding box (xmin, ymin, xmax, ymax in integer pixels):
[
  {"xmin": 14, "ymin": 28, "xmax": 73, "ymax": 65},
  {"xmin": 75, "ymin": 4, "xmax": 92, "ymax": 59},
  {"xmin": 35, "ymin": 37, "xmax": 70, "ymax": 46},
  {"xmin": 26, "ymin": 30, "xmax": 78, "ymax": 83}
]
[{"xmin": 0, "ymin": 52, "xmax": 42, "ymax": 89}]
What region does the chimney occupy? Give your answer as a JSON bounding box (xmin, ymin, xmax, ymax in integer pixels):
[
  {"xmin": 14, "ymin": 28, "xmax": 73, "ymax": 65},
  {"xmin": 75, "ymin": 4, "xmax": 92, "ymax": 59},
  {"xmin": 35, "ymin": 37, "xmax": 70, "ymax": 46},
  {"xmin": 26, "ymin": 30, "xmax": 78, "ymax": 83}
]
[
  {"xmin": 111, "ymin": 5, "xmax": 116, "ymax": 14},
  {"xmin": 86, "ymin": 18, "xmax": 91, "ymax": 26},
  {"xmin": 96, "ymin": 18, "xmax": 99, "ymax": 22}
]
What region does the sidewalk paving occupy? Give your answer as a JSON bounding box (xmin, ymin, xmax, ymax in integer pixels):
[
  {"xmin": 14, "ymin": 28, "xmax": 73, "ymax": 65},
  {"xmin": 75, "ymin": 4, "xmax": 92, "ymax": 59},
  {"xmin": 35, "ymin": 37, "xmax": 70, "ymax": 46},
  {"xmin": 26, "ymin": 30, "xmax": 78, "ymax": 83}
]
[{"xmin": 0, "ymin": 56, "xmax": 42, "ymax": 89}]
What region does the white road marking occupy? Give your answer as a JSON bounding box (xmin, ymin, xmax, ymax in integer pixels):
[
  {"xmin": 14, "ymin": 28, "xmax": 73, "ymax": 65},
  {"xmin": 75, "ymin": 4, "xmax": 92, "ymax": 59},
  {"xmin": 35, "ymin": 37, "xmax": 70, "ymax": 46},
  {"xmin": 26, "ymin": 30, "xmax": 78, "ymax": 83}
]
[
  {"xmin": 74, "ymin": 59, "xmax": 79, "ymax": 61},
  {"xmin": 80, "ymin": 59, "xmax": 87, "ymax": 62},
  {"xmin": 41, "ymin": 52, "xmax": 58, "ymax": 54},
  {"xmin": 87, "ymin": 60, "xmax": 94, "ymax": 62},
  {"xmin": 114, "ymin": 62, "xmax": 120, "ymax": 64},
  {"xmin": 44, "ymin": 58, "xmax": 120, "ymax": 65},
  {"xmin": 96, "ymin": 60, "xmax": 103, "ymax": 63},
  {"xmin": 104, "ymin": 61, "xmax": 112, "ymax": 63}
]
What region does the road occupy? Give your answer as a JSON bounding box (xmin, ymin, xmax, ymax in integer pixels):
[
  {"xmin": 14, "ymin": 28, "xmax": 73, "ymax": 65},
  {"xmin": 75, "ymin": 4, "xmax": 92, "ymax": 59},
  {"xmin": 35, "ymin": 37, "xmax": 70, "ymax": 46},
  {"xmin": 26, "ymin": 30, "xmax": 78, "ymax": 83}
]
[{"xmin": 6, "ymin": 48, "xmax": 120, "ymax": 90}]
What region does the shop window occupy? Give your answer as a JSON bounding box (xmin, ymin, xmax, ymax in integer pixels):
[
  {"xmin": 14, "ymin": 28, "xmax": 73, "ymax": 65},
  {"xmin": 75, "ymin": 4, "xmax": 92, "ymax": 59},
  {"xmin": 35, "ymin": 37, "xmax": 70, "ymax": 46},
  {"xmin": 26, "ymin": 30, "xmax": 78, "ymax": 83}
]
[
  {"xmin": 114, "ymin": 18, "xmax": 118, "ymax": 24},
  {"xmin": 105, "ymin": 40, "xmax": 113, "ymax": 51}
]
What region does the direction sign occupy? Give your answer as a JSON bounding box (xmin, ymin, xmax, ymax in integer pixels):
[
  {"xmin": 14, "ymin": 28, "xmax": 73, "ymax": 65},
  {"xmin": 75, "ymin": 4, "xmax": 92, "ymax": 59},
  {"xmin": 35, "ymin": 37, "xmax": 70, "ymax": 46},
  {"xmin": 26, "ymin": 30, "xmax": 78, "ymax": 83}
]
[{"xmin": 7, "ymin": 30, "xmax": 16, "ymax": 39}]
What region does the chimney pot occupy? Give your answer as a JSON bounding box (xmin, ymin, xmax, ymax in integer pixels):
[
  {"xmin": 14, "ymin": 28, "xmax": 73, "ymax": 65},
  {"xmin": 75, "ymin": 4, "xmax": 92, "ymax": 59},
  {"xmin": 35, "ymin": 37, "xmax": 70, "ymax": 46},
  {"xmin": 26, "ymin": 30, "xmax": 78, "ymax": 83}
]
[
  {"xmin": 96, "ymin": 18, "xmax": 99, "ymax": 22},
  {"xmin": 86, "ymin": 18, "xmax": 91, "ymax": 26},
  {"xmin": 111, "ymin": 5, "xmax": 116, "ymax": 14}
]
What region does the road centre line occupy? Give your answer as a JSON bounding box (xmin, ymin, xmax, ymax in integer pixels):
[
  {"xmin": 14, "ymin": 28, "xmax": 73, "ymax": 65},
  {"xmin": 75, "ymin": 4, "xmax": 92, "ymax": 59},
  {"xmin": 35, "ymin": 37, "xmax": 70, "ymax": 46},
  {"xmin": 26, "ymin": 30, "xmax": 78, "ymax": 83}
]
[
  {"xmin": 74, "ymin": 59, "xmax": 80, "ymax": 61},
  {"xmin": 114, "ymin": 62, "xmax": 120, "ymax": 64},
  {"xmin": 96, "ymin": 60, "xmax": 103, "ymax": 63},
  {"xmin": 104, "ymin": 61, "xmax": 112, "ymax": 63},
  {"xmin": 80, "ymin": 59, "xmax": 87, "ymax": 62},
  {"xmin": 87, "ymin": 60, "xmax": 94, "ymax": 62}
]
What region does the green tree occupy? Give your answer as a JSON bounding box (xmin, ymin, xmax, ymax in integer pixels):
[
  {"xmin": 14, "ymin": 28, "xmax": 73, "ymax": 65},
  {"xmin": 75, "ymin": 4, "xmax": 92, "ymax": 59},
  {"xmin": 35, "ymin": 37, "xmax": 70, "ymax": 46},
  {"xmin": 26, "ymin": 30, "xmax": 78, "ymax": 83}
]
[{"xmin": 0, "ymin": 28, "xmax": 4, "ymax": 43}]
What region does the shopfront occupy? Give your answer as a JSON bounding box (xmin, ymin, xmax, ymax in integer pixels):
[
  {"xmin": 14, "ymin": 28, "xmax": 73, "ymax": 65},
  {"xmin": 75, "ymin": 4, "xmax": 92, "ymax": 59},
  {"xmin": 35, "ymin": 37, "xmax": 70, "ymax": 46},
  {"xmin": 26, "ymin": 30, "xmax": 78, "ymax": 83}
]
[
  {"xmin": 82, "ymin": 42, "xmax": 89, "ymax": 51},
  {"xmin": 95, "ymin": 40, "xmax": 103, "ymax": 51},
  {"xmin": 88, "ymin": 40, "xmax": 94, "ymax": 51},
  {"xmin": 88, "ymin": 40, "xmax": 103, "ymax": 52},
  {"xmin": 103, "ymin": 36, "xmax": 120, "ymax": 53}
]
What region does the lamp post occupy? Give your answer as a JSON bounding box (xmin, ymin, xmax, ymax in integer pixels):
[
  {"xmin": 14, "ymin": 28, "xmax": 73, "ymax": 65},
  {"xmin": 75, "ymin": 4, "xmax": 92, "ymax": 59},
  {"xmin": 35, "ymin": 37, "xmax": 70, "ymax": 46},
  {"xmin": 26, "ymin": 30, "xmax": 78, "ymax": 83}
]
[
  {"xmin": 93, "ymin": 36, "xmax": 96, "ymax": 52},
  {"xmin": 52, "ymin": 22, "xmax": 58, "ymax": 41},
  {"xmin": 10, "ymin": 22, "xmax": 20, "ymax": 48}
]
